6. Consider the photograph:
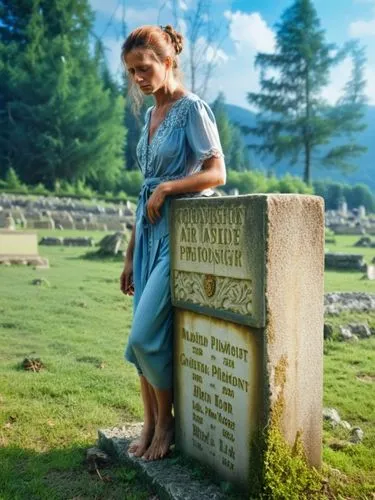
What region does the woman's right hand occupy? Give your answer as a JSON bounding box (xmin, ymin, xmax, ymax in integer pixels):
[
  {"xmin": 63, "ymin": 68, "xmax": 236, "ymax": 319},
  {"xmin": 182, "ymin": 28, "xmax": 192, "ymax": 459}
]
[{"xmin": 120, "ymin": 260, "xmax": 134, "ymax": 296}]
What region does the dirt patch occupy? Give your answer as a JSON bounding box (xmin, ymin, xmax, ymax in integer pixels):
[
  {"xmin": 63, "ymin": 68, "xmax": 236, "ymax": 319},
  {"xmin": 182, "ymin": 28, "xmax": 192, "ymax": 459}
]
[{"xmin": 356, "ymin": 372, "xmax": 375, "ymax": 383}]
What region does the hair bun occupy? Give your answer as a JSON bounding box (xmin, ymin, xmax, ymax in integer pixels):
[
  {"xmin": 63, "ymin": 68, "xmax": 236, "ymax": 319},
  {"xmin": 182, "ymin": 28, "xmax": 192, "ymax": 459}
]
[{"xmin": 163, "ymin": 25, "xmax": 184, "ymax": 55}]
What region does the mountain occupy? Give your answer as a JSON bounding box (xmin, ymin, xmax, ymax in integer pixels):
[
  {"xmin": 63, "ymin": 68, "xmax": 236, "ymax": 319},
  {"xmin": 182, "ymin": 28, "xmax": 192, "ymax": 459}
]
[{"xmin": 225, "ymin": 104, "xmax": 375, "ymax": 190}]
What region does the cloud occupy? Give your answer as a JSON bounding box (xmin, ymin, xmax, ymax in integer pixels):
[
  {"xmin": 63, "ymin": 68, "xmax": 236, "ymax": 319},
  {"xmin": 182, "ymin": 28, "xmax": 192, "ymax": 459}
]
[
  {"xmin": 349, "ymin": 19, "xmax": 375, "ymax": 37},
  {"xmin": 322, "ymin": 57, "xmax": 353, "ymax": 104},
  {"xmin": 178, "ymin": 0, "xmax": 188, "ymax": 11},
  {"xmin": 349, "ymin": 0, "xmax": 375, "ymax": 37},
  {"xmin": 224, "ymin": 10, "xmax": 276, "ymax": 54},
  {"xmin": 203, "ymin": 11, "xmax": 275, "ymax": 108}
]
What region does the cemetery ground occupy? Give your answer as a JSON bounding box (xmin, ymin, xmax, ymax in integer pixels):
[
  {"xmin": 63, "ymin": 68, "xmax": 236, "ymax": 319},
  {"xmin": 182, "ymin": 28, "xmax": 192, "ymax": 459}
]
[{"xmin": 0, "ymin": 230, "xmax": 374, "ymax": 499}]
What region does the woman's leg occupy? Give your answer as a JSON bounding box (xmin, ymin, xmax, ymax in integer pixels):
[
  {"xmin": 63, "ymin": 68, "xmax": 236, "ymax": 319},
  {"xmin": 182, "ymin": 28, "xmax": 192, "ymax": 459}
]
[
  {"xmin": 128, "ymin": 375, "xmax": 157, "ymax": 457},
  {"xmin": 143, "ymin": 386, "xmax": 174, "ymax": 460}
]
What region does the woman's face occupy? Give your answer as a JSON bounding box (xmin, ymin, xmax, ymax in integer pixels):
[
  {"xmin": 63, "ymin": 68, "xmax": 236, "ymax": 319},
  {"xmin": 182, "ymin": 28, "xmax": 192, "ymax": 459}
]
[{"xmin": 125, "ymin": 49, "xmax": 169, "ymax": 94}]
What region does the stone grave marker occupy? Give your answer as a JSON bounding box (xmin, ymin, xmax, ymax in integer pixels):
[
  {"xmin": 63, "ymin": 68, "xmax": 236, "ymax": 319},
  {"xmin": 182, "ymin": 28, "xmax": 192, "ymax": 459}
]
[
  {"xmin": 0, "ymin": 229, "xmax": 48, "ymax": 267},
  {"xmin": 170, "ymin": 194, "xmax": 324, "ymax": 494}
]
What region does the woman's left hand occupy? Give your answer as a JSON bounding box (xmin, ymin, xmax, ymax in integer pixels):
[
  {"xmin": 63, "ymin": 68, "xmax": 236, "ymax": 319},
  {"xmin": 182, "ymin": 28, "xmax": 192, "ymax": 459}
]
[{"xmin": 146, "ymin": 184, "xmax": 167, "ymax": 224}]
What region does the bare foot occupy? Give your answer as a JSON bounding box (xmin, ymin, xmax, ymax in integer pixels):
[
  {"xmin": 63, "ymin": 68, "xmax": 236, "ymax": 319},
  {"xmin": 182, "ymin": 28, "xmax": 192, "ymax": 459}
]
[
  {"xmin": 142, "ymin": 418, "xmax": 174, "ymax": 461},
  {"xmin": 128, "ymin": 424, "xmax": 155, "ymax": 457}
]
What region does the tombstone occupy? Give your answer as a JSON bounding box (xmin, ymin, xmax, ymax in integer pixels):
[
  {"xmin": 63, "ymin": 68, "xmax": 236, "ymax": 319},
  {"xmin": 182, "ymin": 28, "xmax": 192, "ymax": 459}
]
[
  {"xmin": 365, "ymin": 264, "xmax": 375, "ymax": 280},
  {"xmin": 0, "ymin": 211, "xmax": 15, "ymax": 230},
  {"xmin": 105, "ymin": 221, "xmax": 127, "ymax": 231},
  {"xmin": 32, "ymin": 218, "xmax": 55, "ymax": 229},
  {"xmin": 75, "ymin": 221, "xmax": 87, "ymax": 230},
  {"xmin": 358, "ymin": 205, "xmax": 366, "ymax": 219},
  {"xmin": 170, "ymin": 194, "xmax": 324, "ymax": 494},
  {"xmin": 338, "ymin": 199, "xmax": 348, "ymax": 217},
  {"xmin": 0, "ymin": 230, "xmax": 49, "ymax": 267}
]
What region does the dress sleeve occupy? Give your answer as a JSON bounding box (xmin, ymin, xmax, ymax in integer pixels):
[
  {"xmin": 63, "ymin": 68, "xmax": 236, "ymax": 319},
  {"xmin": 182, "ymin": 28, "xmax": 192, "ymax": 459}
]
[{"xmin": 185, "ymin": 99, "xmax": 224, "ymax": 170}]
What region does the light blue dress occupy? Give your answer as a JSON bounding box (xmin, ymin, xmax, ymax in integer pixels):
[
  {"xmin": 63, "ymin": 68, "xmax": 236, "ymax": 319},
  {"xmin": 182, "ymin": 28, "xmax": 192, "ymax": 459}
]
[{"xmin": 125, "ymin": 92, "xmax": 224, "ymax": 389}]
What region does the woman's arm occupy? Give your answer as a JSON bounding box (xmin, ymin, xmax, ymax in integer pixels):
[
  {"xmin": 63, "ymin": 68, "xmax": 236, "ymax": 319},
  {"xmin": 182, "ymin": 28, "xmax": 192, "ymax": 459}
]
[
  {"xmin": 163, "ymin": 156, "xmax": 226, "ymax": 195},
  {"xmin": 146, "ymin": 157, "xmax": 226, "ymax": 223},
  {"xmin": 120, "ymin": 224, "xmax": 136, "ymax": 295}
]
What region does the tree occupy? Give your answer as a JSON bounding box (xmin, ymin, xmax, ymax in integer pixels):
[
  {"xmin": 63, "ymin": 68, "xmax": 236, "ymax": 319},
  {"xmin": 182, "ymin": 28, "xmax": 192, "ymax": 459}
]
[
  {"xmin": 0, "ymin": 0, "xmax": 125, "ymax": 191},
  {"xmin": 229, "ymin": 127, "xmax": 252, "ymax": 172},
  {"xmin": 168, "ymin": 0, "xmax": 228, "ymax": 99},
  {"xmin": 246, "ymin": 0, "xmax": 367, "ymax": 185},
  {"xmin": 322, "ymin": 41, "xmax": 368, "ymax": 172},
  {"xmin": 211, "ymin": 92, "xmax": 233, "ymax": 162},
  {"xmin": 4, "ymin": 167, "xmax": 22, "ymax": 189},
  {"xmin": 211, "ymin": 92, "xmax": 251, "ymax": 171}
]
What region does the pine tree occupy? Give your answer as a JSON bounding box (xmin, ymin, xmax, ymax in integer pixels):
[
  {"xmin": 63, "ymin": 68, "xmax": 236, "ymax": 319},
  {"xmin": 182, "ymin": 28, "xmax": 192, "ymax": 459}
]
[
  {"xmin": 0, "ymin": 0, "xmax": 125, "ymax": 190},
  {"xmin": 246, "ymin": 0, "xmax": 366, "ymax": 184},
  {"xmin": 211, "ymin": 92, "xmax": 233, "ymax": 164},
  {"xmin": 5, "ymin": 167, "xmax": 22, "ymax": 189},
  {"xmin": 322, "ymin": 41, "xmax": 368, "ymax": 172},
  {"xmin": 229, "ymin": 127, "xmax": 249, "ymax": 171},
  {"xmin": 211, "ymin": 92, "xmax": 252, "ymax": 171}
]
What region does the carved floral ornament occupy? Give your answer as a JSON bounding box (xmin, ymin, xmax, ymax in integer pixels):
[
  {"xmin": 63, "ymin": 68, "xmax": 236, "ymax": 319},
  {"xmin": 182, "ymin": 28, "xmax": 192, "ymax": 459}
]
[
  {"xmin": 173, "ymin": 270, "xmax": 252, "ymax": 316},
  {"xmin": 203, "ymin": 274, "xmax": 216, "ymax": 298}
]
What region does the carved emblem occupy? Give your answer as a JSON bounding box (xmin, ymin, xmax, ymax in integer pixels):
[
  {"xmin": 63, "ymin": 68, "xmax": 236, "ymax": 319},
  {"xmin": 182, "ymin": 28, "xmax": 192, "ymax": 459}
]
[
  {"xmin": 204, "ymin": 274, "xmax": 216, "ymax": 297},
  {"xmin": 173, "ymin": 270, "xmax": 252, "ymax": 316}
]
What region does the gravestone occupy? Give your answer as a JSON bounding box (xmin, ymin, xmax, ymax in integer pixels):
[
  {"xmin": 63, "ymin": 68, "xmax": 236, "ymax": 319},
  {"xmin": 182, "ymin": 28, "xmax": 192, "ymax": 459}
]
[
  {"xmin": 0, "ymin": 230, "xmax": 48, "ymax": 267},
  {"xmin": 0, "ymin": 211, "xmax": 15, "ymax": 230},
  {"xmin": 170, "ymin": 194, "xmax": 324, "ymax": 494}
]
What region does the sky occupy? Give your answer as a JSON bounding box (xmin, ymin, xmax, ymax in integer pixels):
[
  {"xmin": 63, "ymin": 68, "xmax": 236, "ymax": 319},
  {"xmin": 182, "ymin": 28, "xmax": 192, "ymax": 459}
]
[{"xmin": 89, "ymin": 0, "xmax": 375, "ymax": 109}]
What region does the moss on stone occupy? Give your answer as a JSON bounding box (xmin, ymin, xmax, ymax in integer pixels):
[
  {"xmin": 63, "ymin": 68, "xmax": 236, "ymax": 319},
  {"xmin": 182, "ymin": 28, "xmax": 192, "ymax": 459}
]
[{"xmin": 258, "ymin": 357, "xmax": 324, "ymax": 499}]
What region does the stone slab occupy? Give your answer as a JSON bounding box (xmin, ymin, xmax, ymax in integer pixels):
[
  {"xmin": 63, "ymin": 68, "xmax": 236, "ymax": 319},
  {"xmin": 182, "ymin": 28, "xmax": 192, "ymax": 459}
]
[
  {"xmin": 171, "ymin": 194, "xmax": 324, "ymax": 494},
  {"xmin": 174, "ymin": 310, "xmax": 262, "ymax": 486},
  {"xmin": 97, "ymin": 426, "xmax": 226, "ymax": 500},
  {"xmin": 0, "ymin": 230, "xmax": 38, "ymax": 256},
  {"xmin": 170, "ymin": 196, "xmax": 266, "ymax": 327}
]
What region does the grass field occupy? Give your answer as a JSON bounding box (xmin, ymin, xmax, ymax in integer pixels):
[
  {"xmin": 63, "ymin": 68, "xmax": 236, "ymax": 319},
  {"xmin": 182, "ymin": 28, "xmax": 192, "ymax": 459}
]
[
  {"xmin": 0, "ymin": 231, "xmax": 374, "ymax": 499},
  {"xmin": 325, "ymin": 234, "xmax": 375, "ymax": 293}
]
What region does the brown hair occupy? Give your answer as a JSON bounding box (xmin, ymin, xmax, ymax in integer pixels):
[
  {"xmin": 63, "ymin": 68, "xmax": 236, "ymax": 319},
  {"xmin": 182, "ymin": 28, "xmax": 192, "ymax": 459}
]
[{"xmin": 121, "ymin": 25, "xmax": 184, "ymax": 114}]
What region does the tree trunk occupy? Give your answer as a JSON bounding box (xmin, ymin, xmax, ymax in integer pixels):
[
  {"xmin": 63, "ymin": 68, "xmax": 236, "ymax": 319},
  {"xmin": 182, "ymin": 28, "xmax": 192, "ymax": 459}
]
[
  {"xmin": 304, "ymin": 141, "xmax": 311, "ymax": 185},
  {"xmin": 304, "ymin": 64, "xmax": 312, "ymax": 185}
]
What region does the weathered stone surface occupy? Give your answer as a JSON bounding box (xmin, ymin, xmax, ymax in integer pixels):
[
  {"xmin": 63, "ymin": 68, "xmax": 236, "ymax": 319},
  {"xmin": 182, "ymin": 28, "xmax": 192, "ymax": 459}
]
[
  {"xmin": 338, "ymin": 326, "xmax": 360, "ymax": 342},
  {"xmin": 32, "ymin": 218, "xmax": 55, "ymax": 229},
  {"xmin": 353, "ymin": 236, "xmax": 374, "ymax": 247},
  {"xmin": 63, "ymin": 237, "xmax": 94, "ymax": 247},
  {"xmin": 323, "ymin": 408, "xmax": 341, "ymax": 427},
  {"xmin": 28, "ymin": 257, "xmax": 49, "ymax": 268},
  {"xmin": 347, "ymin": 323, "xmax": 371, "ymax": 338},
  {"xmin": 324, "ymin": 253, "xmax": 366, "ymax": 271},
  {"xmin": 350, "ymin": 427, "xmax": 364, "ymax": 443},
  {"xmin": 174, "ymin": 312, "xmax": 261, "ymax": 485},
  {"xmin": 340, "ymin": 420, "xmax": 352, "ymax": 431},
  {"xmin": 0, "ymin": 212, "xmax": 15, "ymax": 230},
  {"xmin": 86, "ymin": 447, "xmax": 111, "ymax": 471},
  {"xmin": 324, "ymin": 292, "xmax": 375, "ymax": 315},
  {"xmin": 170, "ymin": 194, "xmax": 324, "ymax": 493},
  {"xmin": 0, "ymin": 194, "xmax": 135, "ymax": 233},
  {"xmin": 98, "ymin": 426, "xmax": 226, "ymax": 500},
  {"xmin": 0, "ymin": 230, "xmax": 38, "ymax": 255},
  {"xmin": 97, "ymin": 232, "xmax": 129, "ymax": 256},
  {"xmin": 365, "ymin": 264, "xmax": 375, "ymax": 280},
  {"xmin": 39, "ymin": 237, "xmax": 64, "ymax": 246},
  {"xmin": 0, "ymin": 230, "xmax": 48, "ymax": 267}
]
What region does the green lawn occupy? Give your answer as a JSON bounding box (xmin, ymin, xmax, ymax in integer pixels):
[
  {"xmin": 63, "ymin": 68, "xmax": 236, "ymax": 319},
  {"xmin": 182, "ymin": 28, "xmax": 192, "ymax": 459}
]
[
  {"xmin": 325, "ymin": 234, "xmax": 375, "ymax": 293},
  {"xmin": 0, "ymin": 231, "xmax": 374, "ymax": 499},
  {"xmin": 0, "ymin": 235, "xmax": 149, "ymax": 499}
]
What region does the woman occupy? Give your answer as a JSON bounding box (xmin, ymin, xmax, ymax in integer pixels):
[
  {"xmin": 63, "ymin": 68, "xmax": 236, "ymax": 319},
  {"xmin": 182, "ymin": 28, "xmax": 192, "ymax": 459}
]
[{"xmin": 120, "ymin": 24, "xmax": 226, "ymax": 461}]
